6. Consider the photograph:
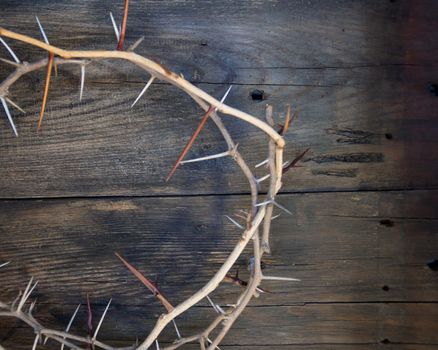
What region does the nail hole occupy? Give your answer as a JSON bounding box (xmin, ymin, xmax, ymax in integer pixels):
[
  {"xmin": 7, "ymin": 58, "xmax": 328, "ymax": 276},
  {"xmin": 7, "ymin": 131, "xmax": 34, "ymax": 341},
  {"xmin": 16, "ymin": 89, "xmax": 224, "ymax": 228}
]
[
  {"xmin": 385, "ymin": 133, "xmax": 393, "ymax": 140},
  {"xmin": 382, "ymin": 285, "xmax": 390, "ymax": 291},
  {"xmin": 200, "ymin": 40, "xmax": 208, "ymax": 46},
  {"xmin": 251, "ymin": 89, "xmax": 265, "ymax": 101},
  {"xmin": 428, "ymin": 83, "xmax": 438, "ymax": 96},
  {"xmin": 380, "ymin": 219, "xmax": 394, "ymax": 227},
  {"xmin": 381, "ymin": 338, "xmax": 390, "ymax": 344},
  {"xmin": 427, "ymin": 259, "xmax": 438, "ymax": 271}
]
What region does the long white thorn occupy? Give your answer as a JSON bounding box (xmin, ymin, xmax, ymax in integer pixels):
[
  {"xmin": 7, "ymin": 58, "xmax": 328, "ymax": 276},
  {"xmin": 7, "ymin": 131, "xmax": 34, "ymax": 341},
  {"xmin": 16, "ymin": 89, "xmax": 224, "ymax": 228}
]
[
  {"xmin": 1, "ymin": 97, "xmax": 18, "ymax": 136},
  {"xmin": 271, "ymin": 201, "xmax": 292, "ymax": 215},
  {"xmin": 60, "ymin": 304, "xmax": 80, "ymax": 350},
  {"xmin": 17, "ymin": 278, "xmax": 37, "ymax": 312},
  {"xmin": 255, "ymin": 158, "xmax": 268, "ymax": 168},
  {"xmin": 35, "ymin": 16, "xmax": 49, "ymax": 44},
  {"xmin": 109, "ymin": 12, "xmax": 120, "ymax": 41},
  {"xmin": 0, "ymin": 57, "xmax": 20, "ymax": 67},
  {"xmin": 181, "ymin": 150, "xmax": 230, "ymax": 164},
  {"xmin": 128, "ymin": 36, "xmax": 145, "ymax": 52},
  {"xmin": 262, "ymin": 275, "xmax": 300, "ymax": 282},
  {"xmin": 224, "ymin": 215, "xmax": 244, "ymax": 229},
  {"xmin": 0, "ymin": 37, "xmax": 20, "ymax": 63},
  {"xmin": 131, "ymin": 76, "xmax": 155, "ymax": 107},
  {"xmin": 256, "ymin": 173, "xmax": 270, "ymax": 183},
  {"xmin": 206, "ymin": 296, "xmax": 220, "ymax": 314},
  {"xmin": 214, "ymin": 85, "xmax": 233, "ymax": 112},
  {"xmin": 172, "ymin": 319, "xmax": 182, "ymax": 339},
  {"xmin": 0, "ymin": 261, "xmax": 10, "ymax": 268},
  {"xmin": 31, "ymin": 333, "xmax": 40, "ymax": 350},
  {"xmin": 207, "ymin": 337, "xmax": 221, "ymax": 350},
  {"xmin": 92, "ymin": 298, "xmax": 112, "ymax": 341},
  {"xmin": 5, "ymin": 97, "xmax": 25, "ymax": 114},
  {"xmin": 79, "ymin": 65, "xmax": 85, "ymax": 101},
  {"xmin": 155, "ymin": 339, "xmax": 160, "ymax": 350},
  {"xmin": 271, "ymin": 214, "xmax": 281, "ymax": 221}
]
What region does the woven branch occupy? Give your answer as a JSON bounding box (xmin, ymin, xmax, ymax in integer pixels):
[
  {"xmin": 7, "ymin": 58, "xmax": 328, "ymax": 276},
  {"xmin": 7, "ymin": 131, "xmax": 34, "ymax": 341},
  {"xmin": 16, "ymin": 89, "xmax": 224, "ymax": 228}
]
[{"xmin": 0, "ymin": 13, "xmax": 301, "ymax": 350}]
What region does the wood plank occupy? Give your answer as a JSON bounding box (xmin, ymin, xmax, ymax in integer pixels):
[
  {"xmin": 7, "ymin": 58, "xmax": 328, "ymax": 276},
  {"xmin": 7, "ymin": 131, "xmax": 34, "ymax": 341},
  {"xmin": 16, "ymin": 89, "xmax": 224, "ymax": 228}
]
[
  {"xmin": 0, "ymin": 190, "xmax": 437, "ymax": 310},
  {"xmin": 1, "ymin": 303, "xmax": 438, "ymax": 348},
  {"xmin": 0, "ymin": 1, "xmax": 437, "ymax": 197}
]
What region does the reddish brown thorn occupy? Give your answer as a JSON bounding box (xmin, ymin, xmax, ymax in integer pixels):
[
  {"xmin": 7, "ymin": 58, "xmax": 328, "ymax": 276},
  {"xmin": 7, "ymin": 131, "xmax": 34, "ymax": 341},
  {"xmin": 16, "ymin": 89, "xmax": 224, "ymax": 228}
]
[
  {"xmin": 165, "ymin": 106, "xmax": 215, "ymax": 182},
  {"xmin": 86, "ymin": 293, "xmax": 93, "ymax": 337},
  {"xmin": 37, "ymin": 52, "xmax": 54, "ymax": 131},
  {"xmin": 115, "ymin": 252, "xmax": 174, "ymax": 312},
  {"xmin": 282, "ymin": 148, "xmax": 310, "ymax": 174},
  {"xmin": 117, "ymin": 0, "xmax": 130, "ymax": 51},
  {"xmin": 278, "ymin": 105, "xmax": 295, "ymax": 135}
]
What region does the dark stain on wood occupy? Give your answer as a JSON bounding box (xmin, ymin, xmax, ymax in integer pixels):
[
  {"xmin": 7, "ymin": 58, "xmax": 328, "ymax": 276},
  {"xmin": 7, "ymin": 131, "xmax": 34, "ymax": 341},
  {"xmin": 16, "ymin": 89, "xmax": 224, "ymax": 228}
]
[
  {"xmin": 309, "ymin": 153, "xmax": 384, "ymax": 164},
  {"xmin": 312, "ymin": 168, "xmax": 358, "ymax": 177}
]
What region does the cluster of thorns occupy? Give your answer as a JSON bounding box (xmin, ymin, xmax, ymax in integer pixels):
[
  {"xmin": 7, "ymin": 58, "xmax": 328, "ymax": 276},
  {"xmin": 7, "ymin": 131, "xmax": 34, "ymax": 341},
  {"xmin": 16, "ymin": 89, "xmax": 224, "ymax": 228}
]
[{"xmin": 0, "ymin": 1, "xmax": 309, "ymax": 349}]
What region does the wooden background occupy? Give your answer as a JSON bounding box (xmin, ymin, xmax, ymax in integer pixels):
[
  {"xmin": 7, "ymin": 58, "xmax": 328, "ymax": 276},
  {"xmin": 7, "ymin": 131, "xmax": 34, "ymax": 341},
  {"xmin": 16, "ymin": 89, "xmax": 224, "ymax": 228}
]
[{"xmin": 1, "ymin": 0, "xmax": 437, "ymax": 349}]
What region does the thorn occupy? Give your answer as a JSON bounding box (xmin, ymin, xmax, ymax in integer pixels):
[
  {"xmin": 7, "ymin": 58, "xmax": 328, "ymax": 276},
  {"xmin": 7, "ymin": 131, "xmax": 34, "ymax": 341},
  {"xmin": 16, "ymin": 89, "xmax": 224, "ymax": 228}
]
[
  {"xmin": 255, "ymin": 158, "xmax": 269, "ymax": 168},
  {"xmin": 86, "ymin": 293, "xmax": 93, "ymax": 337},
  {"xmin": 109, "ymin": 12, "xmax": 120, "ymax": 41},
  {"xmin": 31, "ymin": 333, "xmax": 40, "ymax": 350},
  {"xmin": 282, "ymin": 148, "xmax": 310, "ymax": 174},
  {"xmin": 0, "ymin": 37, "xmax": 20, "ymax": 63},
  {"xmin": 180, "ymin": 150, "xmax": 230, "ymax": 164},
  {"xmin": 60, "ymin": 304, "xmax": 80, "ymax": 350},
  {"xmin": 165, "ymin": 86, "xmax": 232, "ymax": 182},
  {"xmin": 224, "ymin": 215, "xmax": 244, "ymax": 229},
  {"xmin": 117, "ymin": 0, "xmax": 130, "ymax": 51},
  {"xmin": 172, "ymin": 319, "xmax": 181, "ymax": 339},
  {"xmin": 155, "ymin": 340, "xmax": 160, "ymax": 350},
  {"xmin": 17, "ymin": 278, "xmax": 38, "ymax": 312},
  {"xmin": 35, "ymin": 16, "xmax": 49, "ymax": 44},
  {"xmin": 79, "ymin": 65, "xmax": 85, "ymax": 101},
  {"xmin": 29, "ymin": 298, "xmax": 37, "ymax": 314},
  {"xmin": 206, "ymin": 337, "xmax": 221, "ymax": 350},
  {"xmin": 256, "ymin": 174, "xmax": 270, "ymax": 183},
  {"xmin": 255, "ymin": 199, "xmax": 292, "ymax": 215},
  {"xmin": 5, "ymin": 97, "xmax": 25, "ymax": 114},
  {"xmin": 278, "ymin": 104, "xmax": 293, "ymax": 135},
  {"xmin": 271, "ymin": 214, "xmax": 280, "ymax": 221},
  {"xmin": 37, "ymin": 52, "xmax": 54, "ymax": 131},
  {"xmin": 128, "ymin": 36, "xmax": 145, "ymax": 52},
  {"xmin": 92, "ymin": 298, "xmax": 112, "ymax": 341},
  {"xmin": 131, "ymin": 76, "xmax": 155, "ymax": 107},
  {"xmin": 0, "ymin": 261, "xmax": 10, "ymax": 268},
  {"xmin": 0, "ymin": 57, "xmax": 20, "ymax": 67},
  {"xmin": 115, "ymin": 252, "xmax": 174, "ymax": 312},
  {"xmin": 1, "ymin": 97, "xmax": 18, "ymax": 136},
  {"xmin": 262, "ymin": 275, "xmax": 300, "ymax": 282}
]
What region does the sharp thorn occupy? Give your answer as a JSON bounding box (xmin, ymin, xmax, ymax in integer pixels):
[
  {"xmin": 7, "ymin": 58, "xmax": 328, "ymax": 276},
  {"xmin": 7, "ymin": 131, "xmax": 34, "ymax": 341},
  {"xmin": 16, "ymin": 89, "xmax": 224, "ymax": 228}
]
[
  {"xmin": 256, "ymin": 174, "xmax": 270, "ymax": 183},
  {"xmin": 206, "ymin": 338, "xmax": 221, "ymax": 350},
  {"xmin": 109, "ymin": 12, "xmax": 120, "ymax": 41},
  {"xmin": 155, "ymin": 340, "xmax": 160, "ymax": 350},
  {"xmin": 271, "ymin": 201, "xmax": 292, "ymax": 215},
  {"xmin": 1, "ymin": 97, "xmax": 18, "ymax": 136},
  {"xmin": 37, "ymin": 52, "xmax": 55, "ymax": 131},
  {"xmin": 206, "ymin": 296, "xmax": 220, "ymax": 314},
  {"xmin": 35, "ymin": 16, "xmax": 49, "ymax": 44},
  {"xmin": 224, "ymin": 215, "xmax": 244, "ymax": 229},
  {"xmin": 271, "ymin": 214, "xmax": 281, "ymax": 221},
  {"xmin": 128, "ymin": 36, "xmax": 145, "ymax": 52},
  {"xmin": 131, "ymin": 76, "xmax": 155, "ymax": 107},
  {"xmin": 263, "ymin": 275, "xmax": 300, "ymax": 282},
  {"xmin": 180, "ymin": 150, "xmax": 230, "ymax": 164},
  {"xmin": 31, "ymin": 333, "xmax": 40, "ymax": 350},
  {"xmin": 60, "ymin": 304, "xmax": 80, "ymax": 350},
  {"xmin": 0, "ymin": 57, "xmax": 20, "ymax": 67},
  {"xmin": 0, "ymin": 261, "xmax": 10, "ymax": 268},
  {"xmin": 0, "ymin": 37, "xmax": 20, "ymax": 63},
  {"xmin": 255, "ymin": 158, "xmax": 269, "ymax": 168},
  {"xmin": 5, "ymin": 97, "xmax": 25, "ymax": 114},
  {"xmin": 79, "ymin": 65, "xmax": 85, "ymax": 101},
  {"xmin": 172, "ymin": 319, "xmax": 182, "ymax": 339},
  {"xmin": 92, "ymin": 298, "xmax": 112, "ymax": 341},
  {"xmin": 214, "ymin": 85, "xmax": 233, "ymax": 112}
]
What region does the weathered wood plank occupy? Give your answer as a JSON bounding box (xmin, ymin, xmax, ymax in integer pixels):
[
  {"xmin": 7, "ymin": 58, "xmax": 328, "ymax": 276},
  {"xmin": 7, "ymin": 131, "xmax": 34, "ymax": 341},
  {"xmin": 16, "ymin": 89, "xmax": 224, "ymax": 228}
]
[
  {"xmin": 0, "ymin": 0, "xmax": 437, "ymax": 197},
  {"xmin": 2, "ymin": 303, "xmax": 438, "ymax": 348},
  {"xmin": 1, "ymin": 190, "xmax": 437, "ymax": 311}
]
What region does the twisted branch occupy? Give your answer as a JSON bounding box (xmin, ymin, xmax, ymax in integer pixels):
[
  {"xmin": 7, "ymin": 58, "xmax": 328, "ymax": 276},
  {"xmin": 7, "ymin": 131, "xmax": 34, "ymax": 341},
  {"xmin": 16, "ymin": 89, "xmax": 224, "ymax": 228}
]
[{"xmin": 0, "ymin": 23, "xmax": 300, "ymax": 350}]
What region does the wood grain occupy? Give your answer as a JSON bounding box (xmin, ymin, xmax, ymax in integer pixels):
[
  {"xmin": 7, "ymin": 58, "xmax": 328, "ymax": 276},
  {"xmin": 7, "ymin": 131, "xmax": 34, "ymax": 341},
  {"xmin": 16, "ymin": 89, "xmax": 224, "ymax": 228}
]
[
  {"xmin": 1, "ymin": 190, "xmax": 437, "ymax": 346},
  {"xmin": 0, "ymin": 0, "xmax": 437, "ymax": 197}
]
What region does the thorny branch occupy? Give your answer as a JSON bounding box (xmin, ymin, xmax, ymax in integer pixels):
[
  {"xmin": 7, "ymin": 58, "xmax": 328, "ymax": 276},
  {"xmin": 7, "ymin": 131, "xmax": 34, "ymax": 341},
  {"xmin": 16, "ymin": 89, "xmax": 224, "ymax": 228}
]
[{"xmin": 0, "ymin": 12, "xmax": 306, "ymax": 350}]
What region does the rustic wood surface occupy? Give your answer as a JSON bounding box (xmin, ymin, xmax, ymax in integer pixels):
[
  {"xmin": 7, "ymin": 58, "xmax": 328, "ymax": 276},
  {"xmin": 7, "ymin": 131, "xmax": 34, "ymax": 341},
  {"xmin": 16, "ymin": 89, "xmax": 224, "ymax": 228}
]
[{"xmin": 0, "ymin": 0, "xmax": 437, "ymax": 349}]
